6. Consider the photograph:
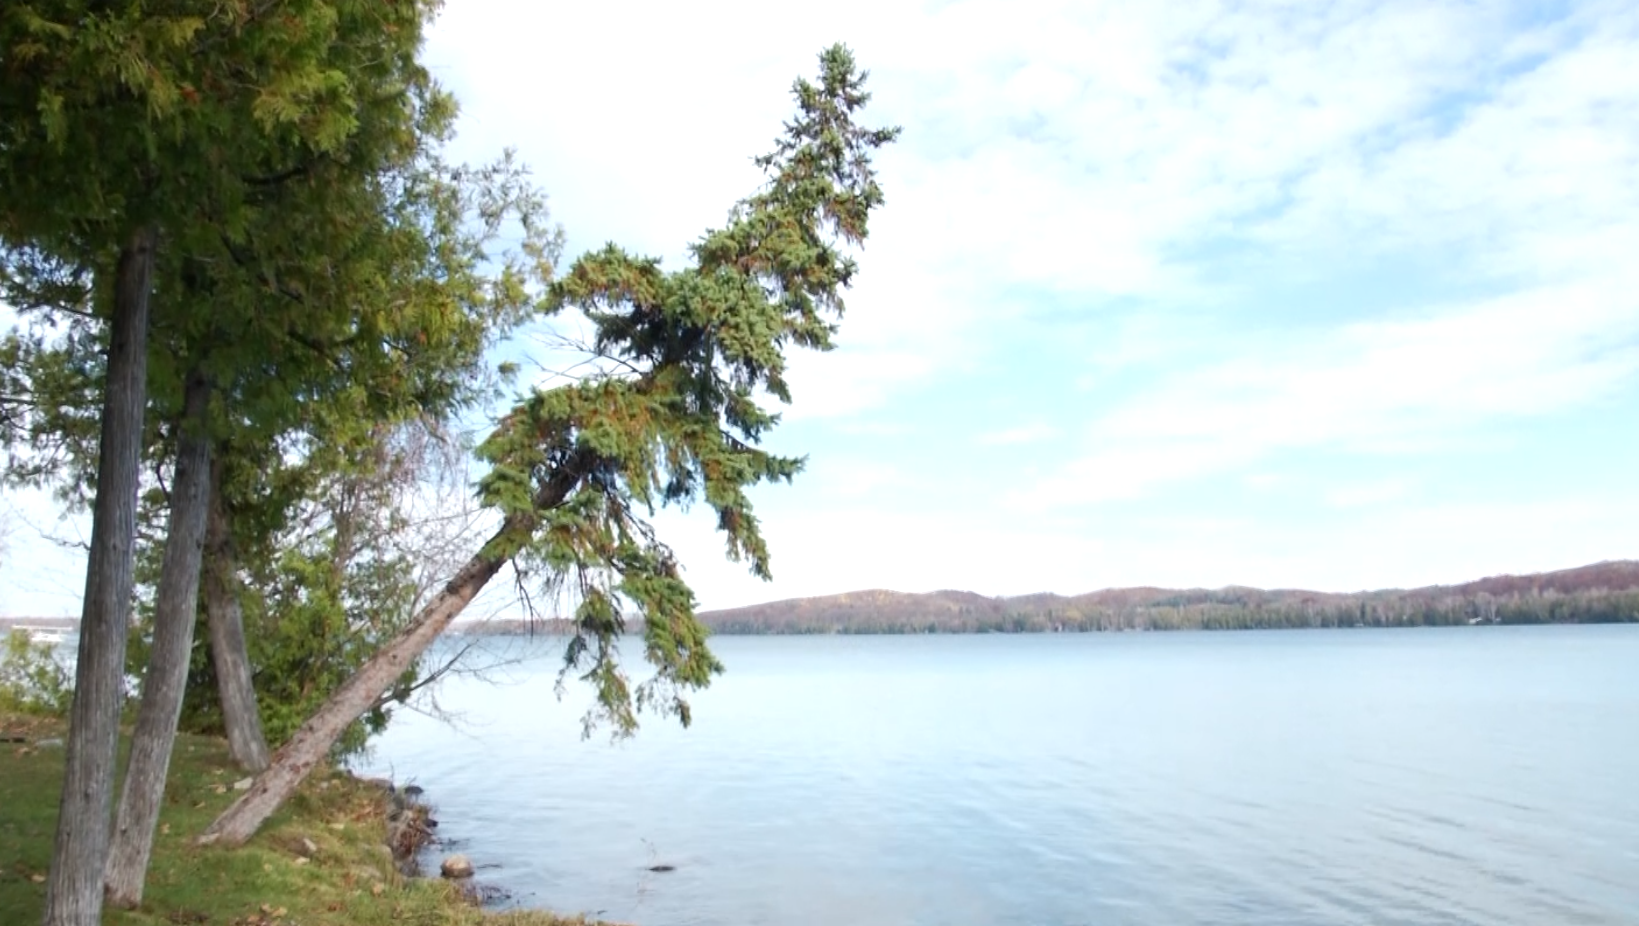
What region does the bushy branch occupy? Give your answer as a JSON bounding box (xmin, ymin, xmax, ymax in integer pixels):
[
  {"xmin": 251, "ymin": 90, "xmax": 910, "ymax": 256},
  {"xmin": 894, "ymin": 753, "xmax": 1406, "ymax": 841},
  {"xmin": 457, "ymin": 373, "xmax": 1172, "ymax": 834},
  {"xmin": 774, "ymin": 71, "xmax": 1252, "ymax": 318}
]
[{"xmin": 478, "ymin": 45, "xmax": 898, "ymax": 738}]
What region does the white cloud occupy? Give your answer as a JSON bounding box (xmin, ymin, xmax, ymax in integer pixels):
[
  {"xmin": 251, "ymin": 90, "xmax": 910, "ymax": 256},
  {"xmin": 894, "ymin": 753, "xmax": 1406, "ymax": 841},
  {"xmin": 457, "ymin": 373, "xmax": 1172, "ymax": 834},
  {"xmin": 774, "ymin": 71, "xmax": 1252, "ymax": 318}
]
[
  {"xmin": 1017, "ymin": 275, "xmax": 1639, "ymax": 507},
  {"xmin": 977, "ymin": 423, "xmax": 1060, "ymax": 447},
  {"xmin": 354, "ymin": 0, "xmax": 1639, "ymax": 598},
  {"xmin": 1322, "ymin": 478, "xmax": 1418, "ymax": 510},
  {"xmin": 425, "ymin": 0, "xmax": 1639, "ymax": 422}
]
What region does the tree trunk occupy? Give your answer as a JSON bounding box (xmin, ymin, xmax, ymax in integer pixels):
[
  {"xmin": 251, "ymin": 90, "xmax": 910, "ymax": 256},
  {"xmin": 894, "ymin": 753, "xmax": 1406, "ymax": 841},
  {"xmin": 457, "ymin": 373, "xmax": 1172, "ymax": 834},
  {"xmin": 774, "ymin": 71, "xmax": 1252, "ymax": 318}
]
[
  {"xmin": 203, "ymin": 462, "xmax": 270, "ymax": 772},
  {"xmin": 199, "ymin": 532, "xmax": 513, "ymax": 846},
  {"xmin": 42, "ymin": 225, "xmax": 155, "ymax": 926},
  {"xmin": 201, "ymin": 450, "xmax": 585, "ymax": 847},
  {"xmin": 103, "ymin": 371, "xmax": 212, "ymax": 908}
]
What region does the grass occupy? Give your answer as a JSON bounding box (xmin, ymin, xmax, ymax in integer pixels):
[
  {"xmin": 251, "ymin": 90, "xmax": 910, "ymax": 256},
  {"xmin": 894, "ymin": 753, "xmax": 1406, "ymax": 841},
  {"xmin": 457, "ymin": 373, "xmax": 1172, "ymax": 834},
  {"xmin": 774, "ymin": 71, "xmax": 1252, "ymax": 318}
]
[{"xmin": 1, "ymin": 713, "xmax": 618, "ymax": 926}]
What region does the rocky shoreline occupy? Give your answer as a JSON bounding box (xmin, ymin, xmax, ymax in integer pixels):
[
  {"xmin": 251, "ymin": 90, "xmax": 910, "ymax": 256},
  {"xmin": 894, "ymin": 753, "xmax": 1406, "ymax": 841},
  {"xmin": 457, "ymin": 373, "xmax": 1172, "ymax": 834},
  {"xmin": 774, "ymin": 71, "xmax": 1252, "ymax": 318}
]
[{"xmin": 356, "ymin": 775, "xmax": 508, "ymax": 905}]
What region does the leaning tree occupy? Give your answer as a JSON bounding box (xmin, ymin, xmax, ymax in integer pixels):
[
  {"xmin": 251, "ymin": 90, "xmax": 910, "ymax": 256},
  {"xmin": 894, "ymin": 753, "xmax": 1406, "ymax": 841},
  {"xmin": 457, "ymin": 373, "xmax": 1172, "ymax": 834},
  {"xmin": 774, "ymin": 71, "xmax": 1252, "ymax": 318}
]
[{"xmin": 203, "ymin": 43, "xmax": 900, "ymax": 845}]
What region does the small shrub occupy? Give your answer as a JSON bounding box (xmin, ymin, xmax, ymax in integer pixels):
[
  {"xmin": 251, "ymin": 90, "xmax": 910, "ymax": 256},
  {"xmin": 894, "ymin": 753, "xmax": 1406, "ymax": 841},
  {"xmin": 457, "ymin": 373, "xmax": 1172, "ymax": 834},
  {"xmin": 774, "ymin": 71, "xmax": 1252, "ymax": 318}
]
[{"xmin": 0, "ymin": 630, "xmax": 72, "ymax": 715}]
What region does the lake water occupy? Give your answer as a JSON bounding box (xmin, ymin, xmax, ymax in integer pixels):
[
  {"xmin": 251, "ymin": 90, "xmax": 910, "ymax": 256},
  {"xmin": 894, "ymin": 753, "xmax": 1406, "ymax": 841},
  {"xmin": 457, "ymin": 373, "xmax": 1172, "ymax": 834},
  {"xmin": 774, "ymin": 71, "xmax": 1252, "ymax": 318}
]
[{"xmin": 357, "ymin": 626, "xmax": 1639, "ymax": 926}]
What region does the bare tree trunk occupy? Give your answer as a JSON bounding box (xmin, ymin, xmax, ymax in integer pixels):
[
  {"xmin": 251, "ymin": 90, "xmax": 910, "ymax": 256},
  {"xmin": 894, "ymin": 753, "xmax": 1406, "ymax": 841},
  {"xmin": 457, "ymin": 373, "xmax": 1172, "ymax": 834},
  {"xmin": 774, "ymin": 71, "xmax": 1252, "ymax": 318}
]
[
  {"xmin": 103, "ymin": 371, "xmax": 212, "ymax": 908},
  {"xmin": 43, "ymin": 225, "xmax": 154, "ymax": 926},
  {"xmin": 203, "ymin": 461, "xmax": 270, "ymax": 772},
  {"xmin": 199, "ymin": 534, "xmax": 512, "ymax": 846}
]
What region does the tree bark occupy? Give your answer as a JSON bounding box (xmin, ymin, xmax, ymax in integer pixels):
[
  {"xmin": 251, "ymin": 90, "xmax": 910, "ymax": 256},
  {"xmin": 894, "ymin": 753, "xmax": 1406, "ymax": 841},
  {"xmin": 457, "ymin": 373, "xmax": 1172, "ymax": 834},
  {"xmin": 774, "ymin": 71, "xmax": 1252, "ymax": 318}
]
[
  {"xmin": 203, "ymin": 461, "xmax": 270, "ymax": 772},
  {"xmin": 43, "ymin": 225, "xmax": 155, "ymax": 926},
  {"xmin": 103, "ymin": 370, "xmax": 212, "ymax": 908},
  {"xmin": 199, "ymin": 531, "xmax": 512, "ymax": 846}
]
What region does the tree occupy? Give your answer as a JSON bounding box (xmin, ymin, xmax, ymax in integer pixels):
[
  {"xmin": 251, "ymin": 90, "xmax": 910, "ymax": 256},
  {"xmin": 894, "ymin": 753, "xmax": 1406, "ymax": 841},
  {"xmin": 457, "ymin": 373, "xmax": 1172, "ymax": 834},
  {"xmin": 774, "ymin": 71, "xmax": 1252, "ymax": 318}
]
[
  {"xmin": 202, "ymin": 43, "xmax": 900, "ymax": 846},
  {"xmin": 175, "ymin": 142, "xmax": 554, "ymax": 768},
  {"xmin": 102, "ymin": 370, "xmax": 210, "ymax": 906},
  {"xmin": 121, "ymin": 27, "xmax": 553, "ymax": 913},
  {"xmin": 199, "ymin": 465, "xmax": 270, "ymax": 771},
  {"xmin": 42, "ymin": 231, "xmax": 152, "ymax": 926},
  {"xmin": 1, "ymin": 2, "xmax": 487, "ymax": 919}
]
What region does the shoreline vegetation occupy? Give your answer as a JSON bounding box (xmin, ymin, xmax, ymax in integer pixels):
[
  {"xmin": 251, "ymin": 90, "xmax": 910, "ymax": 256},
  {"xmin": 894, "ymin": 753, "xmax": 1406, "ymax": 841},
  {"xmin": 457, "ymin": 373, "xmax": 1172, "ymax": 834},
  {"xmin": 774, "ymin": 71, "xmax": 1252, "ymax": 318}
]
[
  {"xmin": 0, "ymin": 714, "xmax": 614, "ymax": 926},
  {"xmin": 696, "ymin": 560, "xmax": 1639, "ymax": 635},
  {"xmin": 437, "ymin": 560, "xmax": 1639, "ymax": 636}
]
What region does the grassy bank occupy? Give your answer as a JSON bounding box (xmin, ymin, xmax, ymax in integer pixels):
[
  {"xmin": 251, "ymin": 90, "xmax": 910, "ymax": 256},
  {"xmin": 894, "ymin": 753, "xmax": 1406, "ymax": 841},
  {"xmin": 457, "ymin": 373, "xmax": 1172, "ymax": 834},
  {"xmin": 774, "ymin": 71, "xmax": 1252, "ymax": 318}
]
[{"xmin": 0, "ymin": 714, "xmax": 611, "ymax": 926}]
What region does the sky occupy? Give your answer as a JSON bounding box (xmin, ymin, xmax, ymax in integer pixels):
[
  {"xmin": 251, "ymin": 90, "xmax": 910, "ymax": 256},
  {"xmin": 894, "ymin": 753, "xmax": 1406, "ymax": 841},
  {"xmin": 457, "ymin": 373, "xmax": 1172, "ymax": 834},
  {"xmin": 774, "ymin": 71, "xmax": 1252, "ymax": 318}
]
[{"xmin": 4, "ymin": 0, "xmax": 1639, "ymax": 615}]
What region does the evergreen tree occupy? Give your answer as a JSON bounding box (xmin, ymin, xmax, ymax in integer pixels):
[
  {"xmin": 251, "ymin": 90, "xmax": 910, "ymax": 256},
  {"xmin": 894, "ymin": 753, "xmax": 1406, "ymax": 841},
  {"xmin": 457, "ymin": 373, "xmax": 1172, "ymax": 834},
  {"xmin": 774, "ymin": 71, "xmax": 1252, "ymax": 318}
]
[{"xmin": 203, "ymin": 43, "xmax": 900, "ymax": 846}]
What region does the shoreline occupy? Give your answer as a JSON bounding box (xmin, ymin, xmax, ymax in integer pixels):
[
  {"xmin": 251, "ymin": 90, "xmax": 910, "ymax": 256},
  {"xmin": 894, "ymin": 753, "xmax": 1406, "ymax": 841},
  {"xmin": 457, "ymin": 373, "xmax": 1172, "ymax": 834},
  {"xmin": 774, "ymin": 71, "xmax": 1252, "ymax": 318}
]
[{"xmin": 0, "ymin": 712, "xmax": 620, "ymax": 926}]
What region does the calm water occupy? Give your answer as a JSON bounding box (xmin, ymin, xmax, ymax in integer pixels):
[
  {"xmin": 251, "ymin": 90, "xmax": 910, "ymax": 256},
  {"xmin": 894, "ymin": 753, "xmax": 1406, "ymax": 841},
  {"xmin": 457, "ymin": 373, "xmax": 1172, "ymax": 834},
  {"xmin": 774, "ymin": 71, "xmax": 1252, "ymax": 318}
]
[{"xmin": 358, "ymin": 626, "xmax": 1639, "ymax": 926}]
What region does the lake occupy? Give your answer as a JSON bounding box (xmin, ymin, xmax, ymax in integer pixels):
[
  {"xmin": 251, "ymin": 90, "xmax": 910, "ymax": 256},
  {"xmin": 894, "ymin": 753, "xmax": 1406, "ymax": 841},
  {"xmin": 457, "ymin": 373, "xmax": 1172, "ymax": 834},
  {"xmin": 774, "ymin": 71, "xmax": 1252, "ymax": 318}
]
[{"xmin": 357, "ymin": 625, "xmax": 1639, "ymax": 926}]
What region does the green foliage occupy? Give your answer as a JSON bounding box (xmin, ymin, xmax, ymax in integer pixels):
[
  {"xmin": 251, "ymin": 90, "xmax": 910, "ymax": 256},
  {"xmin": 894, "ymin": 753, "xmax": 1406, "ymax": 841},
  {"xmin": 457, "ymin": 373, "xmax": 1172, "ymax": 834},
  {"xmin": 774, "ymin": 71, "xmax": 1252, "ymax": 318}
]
[
  {"xmin": 4, "ymin": 0, "xmax": 560, "ymax": 757},
  {"xmin": 0, "ymin": 632, "xmax": 71, "ymax": 716},
  {"xmin": 156, "ymin": 422, "xmax": 467, "ymax": 759},
  {"xmin": 477, "ymin": 45, "xmax": 898, "ymax": 738}
]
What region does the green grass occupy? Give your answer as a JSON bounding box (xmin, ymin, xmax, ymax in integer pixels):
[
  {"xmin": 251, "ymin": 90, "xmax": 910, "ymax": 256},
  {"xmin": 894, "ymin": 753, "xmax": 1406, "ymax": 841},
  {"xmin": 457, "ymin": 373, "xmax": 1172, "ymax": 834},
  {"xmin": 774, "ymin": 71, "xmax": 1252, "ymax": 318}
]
[{"xmin": 1, "ymin": 714, "xmax": 618, "ymax": 926}]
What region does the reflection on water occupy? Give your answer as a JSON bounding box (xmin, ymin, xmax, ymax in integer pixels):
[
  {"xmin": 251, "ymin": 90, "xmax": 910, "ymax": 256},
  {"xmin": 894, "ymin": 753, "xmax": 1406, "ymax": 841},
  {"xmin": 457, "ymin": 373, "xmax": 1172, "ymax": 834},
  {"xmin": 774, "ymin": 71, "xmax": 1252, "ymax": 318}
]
[{"xmin": 358, "ymin": 626, "xmax": 1639, "ymax": 926}]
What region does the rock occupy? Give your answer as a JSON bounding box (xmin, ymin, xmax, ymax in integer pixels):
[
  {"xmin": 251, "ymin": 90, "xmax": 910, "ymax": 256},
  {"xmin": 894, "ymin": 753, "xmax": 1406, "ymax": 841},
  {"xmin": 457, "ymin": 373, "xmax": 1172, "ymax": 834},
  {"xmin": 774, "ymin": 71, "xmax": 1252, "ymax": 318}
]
[
  {"xmin": 232, "ymin": 777, "xmax": 254, "ymax": 791},
  {"xmin": 440, "ymin": 854, "xmax": 475, "ymax": 879}
]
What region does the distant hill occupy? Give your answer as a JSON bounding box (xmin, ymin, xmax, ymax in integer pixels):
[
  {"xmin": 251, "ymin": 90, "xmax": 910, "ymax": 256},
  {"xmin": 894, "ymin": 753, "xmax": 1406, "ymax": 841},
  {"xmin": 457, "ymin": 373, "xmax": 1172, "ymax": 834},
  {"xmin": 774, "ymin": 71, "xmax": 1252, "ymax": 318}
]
[
  {"xmin": 697, "ymin": 561, "xmax": 1639, "ymax": 634},
  {"xmin": 0, "ymin": 617, "xmax": 79, "ymax": 630}
]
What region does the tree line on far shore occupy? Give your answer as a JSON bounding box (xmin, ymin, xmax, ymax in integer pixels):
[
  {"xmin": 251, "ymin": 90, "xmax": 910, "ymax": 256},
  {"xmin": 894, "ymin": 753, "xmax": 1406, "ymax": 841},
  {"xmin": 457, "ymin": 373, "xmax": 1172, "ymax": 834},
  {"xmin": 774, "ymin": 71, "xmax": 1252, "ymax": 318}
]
[{"xmin": 692, "ymin": 563, "xmax": 1639, "ymax": 634}]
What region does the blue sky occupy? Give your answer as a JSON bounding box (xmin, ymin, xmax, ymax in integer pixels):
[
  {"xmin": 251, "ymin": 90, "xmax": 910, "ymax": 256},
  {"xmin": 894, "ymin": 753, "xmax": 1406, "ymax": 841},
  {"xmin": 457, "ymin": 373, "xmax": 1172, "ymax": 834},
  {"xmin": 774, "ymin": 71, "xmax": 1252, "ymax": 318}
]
[{"xmin": 4, "ymin": 0, "xmax": 1638, "ymax": 615}]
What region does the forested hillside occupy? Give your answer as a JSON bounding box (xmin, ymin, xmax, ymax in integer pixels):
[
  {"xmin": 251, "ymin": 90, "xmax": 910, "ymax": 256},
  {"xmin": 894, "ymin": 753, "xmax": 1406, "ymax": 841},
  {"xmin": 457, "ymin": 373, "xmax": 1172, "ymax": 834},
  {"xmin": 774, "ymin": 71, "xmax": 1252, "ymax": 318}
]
[{"xmin": 695, "ymin": 561, "xmax": 1639, "ymax": 633}]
